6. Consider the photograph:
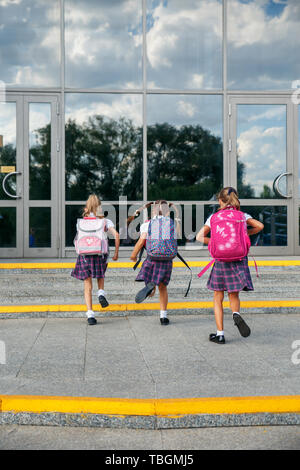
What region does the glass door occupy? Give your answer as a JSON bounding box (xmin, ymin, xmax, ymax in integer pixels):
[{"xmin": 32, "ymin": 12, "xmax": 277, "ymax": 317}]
[
  {"xmin": 0, "ymin": 96, "xmax": 23, "ymax": 257},
  {"xmin": 0, "ymin": 94, "xmax": 60, "ymax": 258},
  {"xmin": 228, "ymin": 96, "xmax": 296, "ymax": 255}
]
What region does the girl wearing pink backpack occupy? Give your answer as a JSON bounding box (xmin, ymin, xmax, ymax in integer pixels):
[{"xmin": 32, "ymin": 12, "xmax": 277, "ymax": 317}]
[
  {"xmin": 71, "ymin": 195, "xmax": 120, "ymax": 325},
  {"xmin": 196, "ymin": 187, "xmax": 264, "ymax": 344}
]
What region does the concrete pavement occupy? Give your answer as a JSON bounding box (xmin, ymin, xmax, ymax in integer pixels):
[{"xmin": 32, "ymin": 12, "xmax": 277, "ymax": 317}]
[
  {"xmin": 0, "ymin": 313, "xmax": 300, "ymax": 428},
  {"xmin": 1, "ymin": 425, "xmax": 300, "ymax": 450}
]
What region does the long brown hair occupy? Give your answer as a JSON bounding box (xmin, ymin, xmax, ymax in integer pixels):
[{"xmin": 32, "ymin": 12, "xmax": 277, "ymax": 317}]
[
  {"xmin": 217, "ymin": 187, "xmax": 240, "ymax": 210},
  {"xmin": 83, "ymin": 194, "xmax": 103, "ymax": 218}
]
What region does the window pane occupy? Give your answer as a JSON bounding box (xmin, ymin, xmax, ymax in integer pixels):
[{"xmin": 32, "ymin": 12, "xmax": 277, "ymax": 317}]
[
  {"xmin": 29, "ymin": 103, "xmax": 51, "ymax": 200},
  {"xmin": 172, "ymin": 203, "xmax": 217, "ymax": 247},
  {"xmin": 228, "ymin": 0, "xmax": 300, "ymax": 90},
  {"xmin": 0, "ymin": 0, "xmax": 60, "ymax": 87},
  {"xmin": 0, "ymin": 102, "xmax": 17, "ymax": 200},
  {"xmin": 65, "ymin": 94, "xmax": 143, "ymax": 201},
  {"xmin": 242, "ymin": 206, "xmax": 287, "ymax": 247},
  {"xmin": 147, "ymin": 95, "xmax": 223, "ymax": 201},
  {"xmin": 0, "ymin": 207, "xmax": 16, "ymax": 248},
  {"xmin": 147, "ymin": 0, "xmax": 222, "ymax": 89},
  {"xmin": 29, "ymin": 207, "xmax": 51, "ymax": 248},
  {"xmin": 65, "ymin": 0, "xmax": 143, "ymax": 89},
  {"xmin": 237, "ymin": 105, "xmax": 287, "ymax": 199}
]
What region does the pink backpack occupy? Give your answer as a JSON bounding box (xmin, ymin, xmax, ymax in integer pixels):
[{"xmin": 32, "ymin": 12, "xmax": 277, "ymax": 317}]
[
  {"xmin": 74, "ymin": 217, "xmax": 109, "ymax": 256},
  {"xmin": 209, "ymin": 208, "xmax": 250, "ymax": 262},
  {"xmin": 198, "ymin": 208, "xmax": 253, "ymax": 278}
]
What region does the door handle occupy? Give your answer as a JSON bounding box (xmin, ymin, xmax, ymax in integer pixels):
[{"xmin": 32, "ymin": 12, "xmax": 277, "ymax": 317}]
[
  {"xmin": 273, "ymin": 172, "xmax": 292, "ymax": 199},
  {"xmin": 2, "ymin": 171, "xmax": 22, "ymax": 199}
]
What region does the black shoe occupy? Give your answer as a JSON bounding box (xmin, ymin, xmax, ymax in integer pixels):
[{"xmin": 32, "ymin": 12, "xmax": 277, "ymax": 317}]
[
  {"xmin": 160, "ymin": 317, "xmax": 169, "ymax": 325},
  {"xmin": 88, "ymin": 317, "xmax": 97, "ymax": 325},
  {"xmin": 233, "ymin": 313, "xmax": 251, "ymax": 337},
  {"xmin": 209, "ymin": 333, "xmax": 225, "ymax": 344},
  {"xmin": 135, "ymin": 282, "xmax": 156, "ymax": 303},
  {"xmin": 98, "ymin": 295, "xmax": 109, "ymax": 308}
]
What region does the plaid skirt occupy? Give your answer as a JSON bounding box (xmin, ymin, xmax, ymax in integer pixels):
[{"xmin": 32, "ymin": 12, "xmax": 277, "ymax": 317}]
[
  {"xmin": 71, "ymin": 254, "xmax": 108, "ymax": 281},
  {"xmin": 136, "ymin": 256, "xmax": 173, "ymax": 286},
  {"xmin": 207, "ymin": 257, "xmax": 254, "ymax": 293}
]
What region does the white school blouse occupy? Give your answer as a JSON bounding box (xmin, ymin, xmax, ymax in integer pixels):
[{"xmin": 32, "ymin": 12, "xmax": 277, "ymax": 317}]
[
  {"xmin": 204, "ymin": 211, "xmax": 252, "ymax": 228},
  {"xmin": 88, "ymin": 212, "xmax": 114, "ymax": 230},
  {"xmin": 140, "ymin": 215, "xmax": 164, "ymax": 235}
]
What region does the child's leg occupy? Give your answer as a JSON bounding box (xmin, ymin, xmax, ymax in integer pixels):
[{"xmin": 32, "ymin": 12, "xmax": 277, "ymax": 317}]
[
  {"xmin": 84, "ymin": 278, "xmax": 97, "ymax": 325},
  {"xmin": 84, "ymin": 277, "xmax": 93, "ymax": 311},
  {"xmin": 158, "ymin": 283, "xmax": 169, "ymax": 324},
  {"xmin": 97, "ymin": 277, "xmax": 109, "ymax": 308},
  {"xmin": 213, "ymin": 290, "xmax": 224, "ymax": 332},
  {"xmin": 228, "ymin": 292, "xmax": 240, "ymax": 313},
  {"xmin": 158, "ymin": 282, "xmax": 168, "ymax": 311},
  {"xmin": 229, "ymin": 291, "xmax": 251, "ymax": 338}
]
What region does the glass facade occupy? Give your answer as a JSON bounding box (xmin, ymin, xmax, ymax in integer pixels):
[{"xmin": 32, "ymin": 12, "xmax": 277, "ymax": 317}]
[{"xmin": 0, "ymin": 0, "xmax": 300, "ymax": 256}]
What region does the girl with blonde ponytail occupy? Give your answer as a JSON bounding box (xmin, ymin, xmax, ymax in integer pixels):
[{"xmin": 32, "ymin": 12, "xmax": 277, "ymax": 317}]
[{"xmin": 71, "ymin": 194, "xmax": 120, "ymax": 325}]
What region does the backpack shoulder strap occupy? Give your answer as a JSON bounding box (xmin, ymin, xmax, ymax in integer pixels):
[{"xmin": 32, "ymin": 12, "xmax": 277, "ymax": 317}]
[
  {"xmin": 133, "ymin": 245, "xmax": 145, "ymax": 271},
  {"xmin": 176, "ymin": 252, "xmax": 192, "ymax": 298},
  {"xmin": 197, "ymin": 259, "xmax": 215, "ymax": 278}
]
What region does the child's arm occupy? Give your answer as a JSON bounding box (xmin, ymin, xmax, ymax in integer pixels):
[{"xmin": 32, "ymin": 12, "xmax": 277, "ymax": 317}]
[
  {"xmin": 108, "ymin": 227, "xmax": 120, "ymax": 261},
  {"xmin": 130, "ymin": 233, "xmax": 147, "ymax": 262},
  {"xmin": 247, "ymin": 219, "xmax": 264, "ymax": 236},
  {"xmin": 196, "ymin": 225, "xmax": 210, "ymax": 245}
]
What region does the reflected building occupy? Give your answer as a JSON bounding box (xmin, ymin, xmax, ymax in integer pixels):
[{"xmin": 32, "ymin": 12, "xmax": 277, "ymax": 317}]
[{"xmin": 0, "ymin": 0, "xmax": 299, "ymax": 257}]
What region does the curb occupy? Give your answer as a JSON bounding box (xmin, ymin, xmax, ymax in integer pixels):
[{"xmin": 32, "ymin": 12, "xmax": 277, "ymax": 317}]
[
  {"xmin": 1, "ymin": 395, "xmax": 300, "ymax": 429},
  {"xmin": 1, "ymin": 260, "xmax": 300, "ymax": 270},
  {"xmin": 1, "ymin": 300, "xmax": 300, "ymax": 318}
]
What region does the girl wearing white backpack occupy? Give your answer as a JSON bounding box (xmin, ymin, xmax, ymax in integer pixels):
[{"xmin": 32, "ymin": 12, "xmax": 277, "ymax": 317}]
[{"xmin": 71, "ymin": 195, "xmax": 120, "ymax": 325}]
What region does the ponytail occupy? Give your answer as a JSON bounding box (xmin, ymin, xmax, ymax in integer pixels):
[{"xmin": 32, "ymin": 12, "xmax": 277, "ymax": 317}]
[
  {"xmin": 217, "ymin": 187, "xmax": 240, "ymax": 210},
  {"xmin": 83, "ymin": 194, "xmax": 103, "ymax": 218}
]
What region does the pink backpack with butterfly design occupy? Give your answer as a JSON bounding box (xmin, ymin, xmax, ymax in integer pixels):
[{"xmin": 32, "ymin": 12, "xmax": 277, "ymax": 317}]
[
  {"xmin": 198, "ymin": 208, "xmax": 254, "ymax": 278},
  {"xmin": 209, "ymin": 208, "xmax": 250, "ymax": 262}
]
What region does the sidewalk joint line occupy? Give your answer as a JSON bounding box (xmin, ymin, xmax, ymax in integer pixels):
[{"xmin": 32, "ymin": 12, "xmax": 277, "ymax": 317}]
[{"xmin": 15, "ymin": 319, "xmax": 47, "ymax": 378}]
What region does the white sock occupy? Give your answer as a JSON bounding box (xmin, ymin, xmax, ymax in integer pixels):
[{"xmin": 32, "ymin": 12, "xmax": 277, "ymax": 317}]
[
  {"xmin": 233, "ymin": 311, "xmax": 240, "ymax": 317},
  {"xmin": 217, "ymin": 330, "xmax": 224, "ymax": 336},
  {"xmin": 86, "ymin": 310, "xmax": 95, "ymax": 319},
  {"xmin": 160, "ymin": 310, "xmax": 168, "ymax": 319},
  {"xmin": 98, "ymin": 289, "xmax": 106, "ymax": 298}
]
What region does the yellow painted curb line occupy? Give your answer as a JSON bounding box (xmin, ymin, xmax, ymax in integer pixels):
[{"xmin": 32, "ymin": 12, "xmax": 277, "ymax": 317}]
[
  {"xmin": 1, "ymin": 300, "xmax": 300, "ymax": 314},
  {"xmin": 0, "ymin": 395, "xmax": 299, "ymax": 417},
  {"xmin": 1, "ymin": 260, "xmax": 300, "ymax": 269}
]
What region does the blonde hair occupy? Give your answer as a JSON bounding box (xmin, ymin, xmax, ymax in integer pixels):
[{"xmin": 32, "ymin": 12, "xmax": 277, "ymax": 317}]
[
  {"xmin": 83, "ymin": 194, "xmax": 103, "ymax": 218},
  {"xmin": 217, "ymin": 187, "xmax": 240, "ymax": 210}
]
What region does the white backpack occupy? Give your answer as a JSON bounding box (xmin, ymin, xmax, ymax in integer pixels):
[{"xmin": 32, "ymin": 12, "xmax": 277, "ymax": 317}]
[{"xmin": 74, "ymin": 217, "xmax": 109, "ymax": 255}]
